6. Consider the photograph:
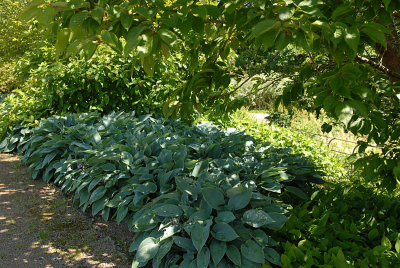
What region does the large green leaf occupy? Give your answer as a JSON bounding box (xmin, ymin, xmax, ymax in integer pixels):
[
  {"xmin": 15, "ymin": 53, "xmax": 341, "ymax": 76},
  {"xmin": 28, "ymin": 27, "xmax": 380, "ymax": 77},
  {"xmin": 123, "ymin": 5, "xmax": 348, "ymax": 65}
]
[
  {"xmin": 210, "ymin": 240, "xmax": 226, "ymax": 266},
  {"xmin": 173, "ymin": 236, "xmax": 196, "ymax": 252},
  {"xmin": 215, "ymin": 211, "xmax": 235, "ymax": 223},
  {"xmin": 252, "ymin": 19, "xmax": 280, "ymax": 37},
  {"xmin": 361, "ymin": 24, "xmax": 387, "ymax": 48},
  {"xmin": 135, "ymin": 237, "xmax": 160, "ymax": 263},
  {"xmin": 211, "ymin": 223, "xmax": 238, "ymax": 241},
  {"xmin": 192, "ymin": 160, "xmax": 209, "ymax": 177},
  {"xmin": 197, "ymin": 246, "xmax": 210, "ymax": 268},
  {"xmin": 241, "ymin": 240, "xmax": 265, "ymax": 264},
  {"xmin": 201, "ymin": 187, "xmax": 225, "ymax": 209},
  {"xmin": 19, "ymin": 0, "xmax": 43, "ymax": 21},
  {"xmin": 158, "ymin": 28, "xmax": 177, "ymax": 46},
  {"xmin": 263, "ymin": 212, "xmax": 288, "ymax": 230},
  {"xmin": 264, "ymin": 247, "xmax": 281, "ymax": 265},
  {"xmin": 100, "ymin": 31, "xmax": 123, "ymax": 53},
  {"xmin": 88, "ymin": 186, "xmax": 107, "ymax": 204},
  {"xmin": 242, "ymin": 209, "xmax": 272, "ymax": 228},
  {"xmin": 228, "ymin": 190, "xmax": 252, "ymax": 210},
  {"xmin": 335, "ymin": 102, "xmax": 354, "ymax": 125},
  {"xmin": 154, "ymin": 204, "xmax": 183, "ymax": 217},
  {"xmin": 124, "ymin": 26, "xmax": 145, "ymax": 57},
  {"xmin": 348, "ymin": 99, "xmax": 368, "ymax": 117},
  {"xmin": 344, "ymin": 26, "xmax": 360, "ymax": 53},
  {"xmin": 226, "ymin": 245, "xmax": 241, "ymax": 266},
  {"xmin": 191, "ymin": 222, "xmax": 210, "ymax": 252}
]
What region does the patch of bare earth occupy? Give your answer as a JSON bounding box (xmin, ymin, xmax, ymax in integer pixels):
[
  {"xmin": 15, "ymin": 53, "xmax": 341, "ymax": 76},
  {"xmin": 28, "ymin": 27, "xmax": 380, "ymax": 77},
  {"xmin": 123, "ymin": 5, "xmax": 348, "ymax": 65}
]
[{"xmin": 0, "ymin": 154, "xmax": 132, "ymax": 268}]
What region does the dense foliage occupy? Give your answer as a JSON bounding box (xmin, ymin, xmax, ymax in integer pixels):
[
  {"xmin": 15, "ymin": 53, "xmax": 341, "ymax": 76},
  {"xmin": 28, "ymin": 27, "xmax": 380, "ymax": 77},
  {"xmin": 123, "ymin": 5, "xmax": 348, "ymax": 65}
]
[
  {"xmin": 0, "ymin": 0, "xmax": 44, "ymax": 93},
  {"xmin": 0, "ymin": 112, "xmax": 322, "ymax": 267},
  {"xmin": 0, "ymin": 0, "xmax": 43, "ymax": 61},
  {"xmin": 0, "ymin": 44, "xmax": 183, "ymax": 139},
  {"xmin": 22, "ymin": 0, "xmax": 400, "ymax": 187},
  {"xmin": 218, "ymin": 112, "xmax": 400, "ymax": 267},
  {"xmin": 279, "ymin": 185, "xmax": 400, "ymax": 267},
  {"xmin": 207, "ymin": 110, "xmax": 346, "ymax": 181}
]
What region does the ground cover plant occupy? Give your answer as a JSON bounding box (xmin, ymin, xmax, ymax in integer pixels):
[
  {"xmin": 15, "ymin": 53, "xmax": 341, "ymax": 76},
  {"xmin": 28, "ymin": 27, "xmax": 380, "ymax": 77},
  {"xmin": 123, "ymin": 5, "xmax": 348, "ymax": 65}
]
[
  {"xmin": 0, "ymin": 111, "xmax": 323, "ymax": 267},
  {"xmin": 278, "ymin": 183, "xmax": 400, "ymax": 267},
  {"xmin": 207, "ymin": 110, "xmax": 347, "ymax": 181}
]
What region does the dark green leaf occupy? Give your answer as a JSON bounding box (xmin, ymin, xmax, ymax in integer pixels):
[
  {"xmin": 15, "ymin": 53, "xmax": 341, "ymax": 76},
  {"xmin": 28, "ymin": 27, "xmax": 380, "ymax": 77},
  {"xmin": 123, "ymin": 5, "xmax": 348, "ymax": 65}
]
[
  {"xmin": 226, "ymin": 245, "xmax": 241, "ymax": 266},
  {"xmin": 191, "ymin": 223, "xmax": 210, "ymax": 252},
  {"xmin": 173, "ymin": 236, "xmax": 196, "ymax": 252},
  {"xmin": 211, "ymin": 223, "xmax": 238, "ymax": 242},
  {"xmin": 264, "ymin": 247, "xmax": 281, "ymax": 266},
  {"xmin": 192, "ymin": 160, "xmax": 209, "ymax": 177},
  {"xmin": 241, "ymin": 240, "xmax": 264, "ymax": 264},
  {"xmin": 253, "ymin": 19, "xmax": 280, "ymax": 37},
  {"xmin": 335, "ymin": 102, "xmax": 354, "ymax": 125},
  {"xmin": 285, "ymin": 186, "xmax": 307, "ymax": 199},
  {"xmin": 215, "ymin": 211, "xmax": 236, "ymax": 223},
  {"xmin": 228, "ymin": 190, "xmax": 252, "ymax": 210},
  {"xmin": 344, "ymin": 26, "xmax": 360, "ymax": 53},
  {"xmin": 88, "ymin": 186, "xmax": 107, "ymax": 204},
  {"xmin": 197, "ymin": 246, "xmax": 210, "ymax": 268},
  {"xmin": 101, "ymin": 31, "xmax": 123, "ymax": 53},
  {"xmin": 201, "ymin": 187, "xmax": 225, "ymax": 209},
  {"xmin": 154, "ymin": 204, "xmax": 183, "ymax": 217},
  {"xmin": 210, "ymin": 240, "xmax": 226, "ymax": 266}
]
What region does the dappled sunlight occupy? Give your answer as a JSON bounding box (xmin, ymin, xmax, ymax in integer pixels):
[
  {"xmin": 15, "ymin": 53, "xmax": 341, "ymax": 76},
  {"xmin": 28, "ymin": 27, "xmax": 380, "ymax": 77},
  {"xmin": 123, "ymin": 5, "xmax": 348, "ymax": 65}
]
[{"xmin": 0, "ymin": 153, "xmax": 130, "ymax": 267}]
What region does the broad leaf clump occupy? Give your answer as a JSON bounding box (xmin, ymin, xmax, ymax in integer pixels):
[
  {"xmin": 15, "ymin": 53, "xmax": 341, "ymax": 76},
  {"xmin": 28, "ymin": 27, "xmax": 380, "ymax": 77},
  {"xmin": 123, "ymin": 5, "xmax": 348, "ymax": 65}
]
[{"xmin": 1, "ymin": 112, "xmax": 322, "ymax": 267}]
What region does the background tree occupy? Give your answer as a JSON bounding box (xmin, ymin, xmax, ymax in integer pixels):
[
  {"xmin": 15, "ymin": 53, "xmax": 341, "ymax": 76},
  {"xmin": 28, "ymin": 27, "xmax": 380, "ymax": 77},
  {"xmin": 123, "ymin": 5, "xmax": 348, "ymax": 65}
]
[
  {"xmin": 0, "ymin": 0, "xmax": 43, "ymax": 60},
  {"xmin": 22, "ymin": 0, "xmax": 400, "ymax": 187},
  {"xmin": 0, "ymin": 0, "xmax": 44, "ymax": 93}
]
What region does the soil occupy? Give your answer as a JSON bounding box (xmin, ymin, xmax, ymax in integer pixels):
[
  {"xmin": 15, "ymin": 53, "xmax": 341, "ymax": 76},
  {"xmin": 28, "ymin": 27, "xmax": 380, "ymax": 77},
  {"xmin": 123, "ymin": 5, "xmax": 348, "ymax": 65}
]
[{"xmin": 0, "ymin": 154, "xmax": 132, "ymax": 268}]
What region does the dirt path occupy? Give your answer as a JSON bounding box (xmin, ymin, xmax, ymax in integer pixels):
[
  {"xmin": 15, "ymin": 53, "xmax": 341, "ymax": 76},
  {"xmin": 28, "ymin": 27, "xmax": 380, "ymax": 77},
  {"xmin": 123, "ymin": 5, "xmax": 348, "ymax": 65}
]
[
  {"xmin": 248, "ymin": 113, "xmax": 269, "ymax": 122},
  {"xmin": 0, "ymin": 154, "xmax": 132, "ymax": 268}
]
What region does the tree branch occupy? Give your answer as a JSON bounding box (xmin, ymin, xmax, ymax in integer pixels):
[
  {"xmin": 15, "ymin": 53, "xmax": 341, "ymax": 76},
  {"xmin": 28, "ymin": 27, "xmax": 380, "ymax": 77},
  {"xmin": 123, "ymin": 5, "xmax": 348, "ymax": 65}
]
[
  {"xmin": 210, "ymin": 51, "xmax": 280, "ymax": 99},
  {"xmin": 355, "ymin": 55, "xmax": 400, "ymax": 80}
]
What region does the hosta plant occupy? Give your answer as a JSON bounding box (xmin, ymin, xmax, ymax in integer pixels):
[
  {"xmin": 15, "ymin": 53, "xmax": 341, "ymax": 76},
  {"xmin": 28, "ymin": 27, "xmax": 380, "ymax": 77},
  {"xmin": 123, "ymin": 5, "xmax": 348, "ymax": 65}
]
[{"xmin": 0, "ymin": 112, "xmax": 323, "ymax": 267}]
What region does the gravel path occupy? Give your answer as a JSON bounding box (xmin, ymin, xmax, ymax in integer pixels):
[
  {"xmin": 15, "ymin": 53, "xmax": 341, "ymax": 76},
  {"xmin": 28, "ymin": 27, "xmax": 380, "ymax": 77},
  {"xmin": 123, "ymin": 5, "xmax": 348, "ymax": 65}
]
[
  {"xmin": 248, "ymin": 113, "xmax": 269, "ymax": 121},
  {"xmin": 0, "ymin": 154, "xmax": 132, "ymax": 268}
]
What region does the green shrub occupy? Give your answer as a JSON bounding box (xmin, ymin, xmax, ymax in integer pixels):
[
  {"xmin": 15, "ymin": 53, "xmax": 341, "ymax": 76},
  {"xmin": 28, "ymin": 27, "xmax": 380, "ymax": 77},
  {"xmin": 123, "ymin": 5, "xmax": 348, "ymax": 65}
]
[
  {"xmin": 0, "ymin": 0, "xmax": 43, "ymax": 61},
  {"xmin": 0, "ymin": 86, "xmax": 51, "ymax": 139},
  {"xmin": 0, "ymin": 62, "xmax": 20, "ymax": 93},
  {"xmin": 1, "ymin": 112, "xmax": 323, "ymax": 267},
  {"xmin": 23, "ymin": 45, "xmax": 181, "ymax": 114},
  {"xmin": 0, "ymin": 44, "xmax": 183, "ymax": 139},
  {"xmin": 278, "ymin": 184, "xmax": 400, "ymax": 267}
]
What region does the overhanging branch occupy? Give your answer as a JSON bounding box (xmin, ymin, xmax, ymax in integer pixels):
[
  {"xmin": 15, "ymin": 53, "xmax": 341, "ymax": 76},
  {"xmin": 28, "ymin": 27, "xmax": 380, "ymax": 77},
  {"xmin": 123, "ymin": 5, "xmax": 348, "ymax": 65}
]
[
  {"xmin": 355, "ymin": 55, "xmax": 400, "ymax": 80},
  {"xmin": 210, "ymin": 51, "xmax": 280, "ymax": 99}
]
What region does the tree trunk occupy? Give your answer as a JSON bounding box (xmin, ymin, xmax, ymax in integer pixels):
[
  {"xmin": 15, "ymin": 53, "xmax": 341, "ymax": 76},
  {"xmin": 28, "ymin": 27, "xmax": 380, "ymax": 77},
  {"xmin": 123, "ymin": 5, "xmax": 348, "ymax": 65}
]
[{"xmin": 375, "ymin": 20, "xmax": 400, "ymax": 82}]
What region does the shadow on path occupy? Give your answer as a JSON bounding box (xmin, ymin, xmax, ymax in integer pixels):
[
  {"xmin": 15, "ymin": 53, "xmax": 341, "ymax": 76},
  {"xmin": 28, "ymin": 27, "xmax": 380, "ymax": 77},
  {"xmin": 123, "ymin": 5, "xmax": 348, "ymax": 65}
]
[{"xmin": 0, "ymin": 154, "xmax": 131, "ymax": 268}]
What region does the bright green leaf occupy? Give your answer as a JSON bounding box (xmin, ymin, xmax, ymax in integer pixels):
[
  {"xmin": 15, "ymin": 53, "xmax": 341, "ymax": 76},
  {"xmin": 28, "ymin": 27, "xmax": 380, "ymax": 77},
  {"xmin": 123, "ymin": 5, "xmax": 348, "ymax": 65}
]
[{"xmin": 136, "ymin": 237, "xmax": 160, "ymax": 263}]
